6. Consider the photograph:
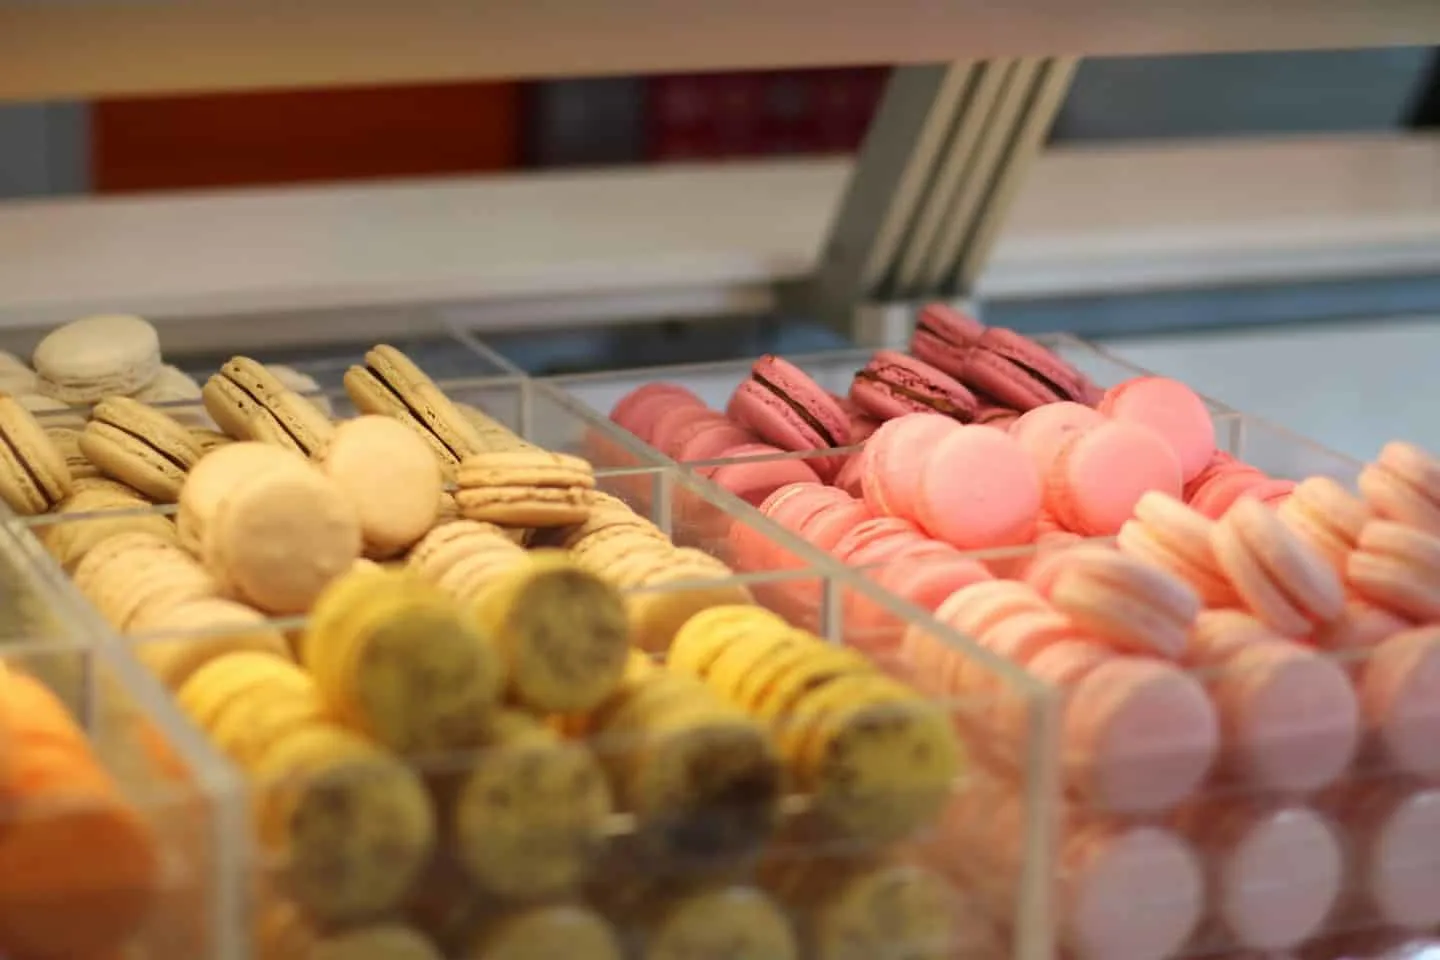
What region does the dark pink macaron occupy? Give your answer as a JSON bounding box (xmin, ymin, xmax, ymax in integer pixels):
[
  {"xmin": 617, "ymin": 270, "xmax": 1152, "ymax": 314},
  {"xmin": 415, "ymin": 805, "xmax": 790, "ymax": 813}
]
[
  {"xmin": 909, "ymin": 302, "xmax": 986, "ymax": 377},
  {"xmin": 961, "ymin": 327, "xmax": 1088, "ymax": 411},
  {"xmin": 850, "ymin": 350, "xmax": 979, "ymax": 423},
  {"xmin": 728, "ymin": 355, "xmax": 853, "ymax": 479}
]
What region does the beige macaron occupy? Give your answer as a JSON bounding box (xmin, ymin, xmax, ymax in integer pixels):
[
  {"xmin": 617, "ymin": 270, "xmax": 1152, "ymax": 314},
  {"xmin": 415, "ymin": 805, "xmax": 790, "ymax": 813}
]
[
  {"xmin": 318, "ymin": 416, "xmax": 442, "ymax": 559},
  {"xmin": 79, "ymin": 396, "xmax": 203, "ymax": 503},
  {"xmin": 343, "ymin": 345, "xmax": 487, "ymax": 480},
  {"xmin": 32, "ymin": 314, "xmax": 163, "ymax": 403},
  {"xmin": 203, "ymin": 356, "xmax": 336, "ymax": 457},
  {"xmin": 39, "ymin": 487, "xmax": 175, "ymax": 572},
  {"xmin": 176, "ymin": 441, "xmax": 305, "ymax": 556},
  {"xmin": 130, "ymin": 597, "xmax": 291, "ymax": 690},
  {"xmin": 0, "ymin": 392, "xmax": 72, "ymax": 515},
  {"xmin": 203, "ymin": 462, "xmax": 362, "ymax": 615}
]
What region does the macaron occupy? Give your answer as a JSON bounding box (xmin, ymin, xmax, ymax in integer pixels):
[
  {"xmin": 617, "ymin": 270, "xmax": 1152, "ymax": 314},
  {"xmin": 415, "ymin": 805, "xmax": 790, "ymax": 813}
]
[
  {"xmin": 703, "ymin": 442, "xmax": 823, "ymax": 506},
  {"xmin": 727, "ymin": 355, "xmax": 852, "ymax": 478},
  {"xmin": 916, "ymin": 424, "xmax": 1041, "ymax": 549},
  {"xmin": 960, "ymin": 327, "xmax": 1089, "ymax": 410},
  {"xmin": 1046, "ymin": 547, "xmax": 1201, "ymax": 659},
  {"xmin": 1009, "ymin": 401, "xmax": 1105, "ymax": 475},
  {"xmin": 907, "ymin": 302, "xmax": 986, "ymax": 376},
  {"xmin": 455, "ymin": 449, "xmax": 596, "ymax": 527},
  {"xmin": 862, "ymin": 413, "xmax": 964, "ymax": 520},
  {"xmin": 849, "ymin": 350, "xmax": 978, "ymax": 422},
  {"xmin": 80, "ymin": 395, "xmax": 203, "ymax": 502},
  {"xmin": 344, "ymin": 344, "xmax": 490, "ymax": 479},
  {"xmin": 132, "ymin": 363, "xmax": 207, "ymax": 423},
  {"xmin": 1358, "ymin": 441, "xmax": 1440, "ymax": 535},
  {"xmin": 1212, "ymin": 497, "xmax": 1345, "ymax": 635},
  {"xmin": 267, "ymin": 363, "xmax": 334, "ymax": 415},
  {"xmin": 204, "ymin": 355, "xmax": 337, "ymax": 458},
  {"xmin": 0, "ymin": 392, "xmax": 72, "ymax": 514},
  {"xmin": 1046, "ymin": 420, "xmax": 1184, "ymax": 537},
  {"xmin": 1099, "ymin": 376, "xmax": 1216, "ymax": 483},
  {"xmin": 1347, "ymin": 520, "xmax": 1440, "ymax": 622},
  {"xmin": 32, "ymin": 314, "xmax": 162, "ymax": 403},
  {"xmin": 319, "ymin": 415, "xmax": 442, "ymax": 558},
  {"xmin": 176, "ymin": 441, "xmax": 306, "ymax": 555},
  {"xmin": 609, "ymin": 382, "xmax": 705, "ymax": 443},
  {"xmin": 204, "ymin": 460, "xmax": 363, "ymax": 615},
  {"xmin": 1116, "ymin": 491, "xmax": 1238, "ymax": 607}
]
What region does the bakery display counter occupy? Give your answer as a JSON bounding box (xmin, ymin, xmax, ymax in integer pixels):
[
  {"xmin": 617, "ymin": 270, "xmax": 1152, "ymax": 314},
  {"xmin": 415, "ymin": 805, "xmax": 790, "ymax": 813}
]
[{"xmin": 1, "ymin": 306, "xmax": 1436, "ymax": 960}]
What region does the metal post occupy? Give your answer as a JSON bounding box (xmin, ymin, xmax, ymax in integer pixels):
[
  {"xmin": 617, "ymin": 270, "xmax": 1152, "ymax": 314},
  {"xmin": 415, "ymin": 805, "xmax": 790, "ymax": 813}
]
[{"xmin": 802, "ymin": 57, "xmax": 1078, "ymax": 342}]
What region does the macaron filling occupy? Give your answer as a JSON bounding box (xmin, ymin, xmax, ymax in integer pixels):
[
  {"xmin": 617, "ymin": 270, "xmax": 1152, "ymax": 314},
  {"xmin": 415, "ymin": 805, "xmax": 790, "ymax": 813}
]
[
  {"xmin": 852, "ymin": 369, "xmax": 972, "ymax": 420},
  {"xmin": 219, "ymin": 371, "xmax": 311, "ymax": 452},
  {"xmin": 364, "ymin": 362, "xmax": 461, "ymax": 459},
  {"xmin": 0, "ymin": 428, "xmax": 49, "ymax": 504},
  {"xmin": 750, "ymin": 373, "xmax": 839, "ymax": 447},
  {"xmin": 992, "ymin": 349, "xmax": 1079, "ymax": 402},
  {"xmin": 93, "ymin": 418, "xmax": 191, "ymax": 472}
]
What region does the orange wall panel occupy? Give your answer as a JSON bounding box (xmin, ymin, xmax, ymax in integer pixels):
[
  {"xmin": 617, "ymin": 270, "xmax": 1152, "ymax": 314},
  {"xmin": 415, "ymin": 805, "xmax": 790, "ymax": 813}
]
[{"xmin": 93, "ymin": 83, "xmax": 519, "ymax": 193}]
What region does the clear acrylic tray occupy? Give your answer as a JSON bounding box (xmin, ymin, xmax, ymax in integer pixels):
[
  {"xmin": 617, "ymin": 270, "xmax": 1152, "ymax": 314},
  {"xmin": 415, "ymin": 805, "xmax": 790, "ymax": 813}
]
[{"xmin": 3, "ymin": 326, "xmax": 1426, "ymax": 960}]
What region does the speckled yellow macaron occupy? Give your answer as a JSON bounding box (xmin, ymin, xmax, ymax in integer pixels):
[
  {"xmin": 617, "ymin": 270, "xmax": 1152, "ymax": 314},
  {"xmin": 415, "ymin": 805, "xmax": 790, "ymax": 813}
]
[{"xmin": 303, "ymin": 566, "xmax": 503, "ymax": 754}]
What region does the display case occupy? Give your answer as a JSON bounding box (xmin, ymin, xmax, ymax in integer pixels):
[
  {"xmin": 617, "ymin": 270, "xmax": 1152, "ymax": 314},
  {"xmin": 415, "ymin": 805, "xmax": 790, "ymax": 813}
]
[{"xmin": 3, "ymin": 4, "xmax": 1440, "ymax": 959}]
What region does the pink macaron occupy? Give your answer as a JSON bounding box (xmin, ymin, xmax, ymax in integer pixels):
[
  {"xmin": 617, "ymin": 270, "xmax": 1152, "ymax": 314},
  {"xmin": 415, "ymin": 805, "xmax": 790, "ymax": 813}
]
[
  {"xmin": 702, "ymin": 442, "xmax": 822, "ymax": 506},
  {"xmin": 1117, "ymin": 491, "xmax": 1239, "ymax": 607},
  {"xmin": 1045, "ymin": 547, "xmax": 1201, "ymax": 660},
  {"xmin": 1212, "ymin": 498, "xmax": 1345, "ymax": 636},
  {"xmin": 728, "ymin": 355, "xmax": 853, "ymax": 479},
  {"xmin": 849, "ymin": 350, "xmax": 979, "ymax": 423},
  {"xmin": 960, "ymin": 327, "xmax": 1089, "ymax": 411},
  {"xmin": 908, "ymin": 302, "xmax": 986, "ymax": 376},
  {"xmin": 1009, "ymin": 401, "xmax": 1106, "ymax": 475},
  {"xmin": 1099, "ymin": 376, "xmax": 1216, "ymax": 484},
  {"xmin": 1046, "ymin": 420, "xmax": 1184, "ymax": 536},
  {"xmin": 915, "ymin": 425, "xmax": 1042, "ymax": 550},
  {"xmin": 861, "ymin": 413, "xmax": 964, "ymax": 520},
  {"xmin": 1358, "ymin": 441, "xmax": 1440, "ymax": 535},
  {"xmin": 610, "ymin": 382, "xmax": 706, "ymax": 443}
]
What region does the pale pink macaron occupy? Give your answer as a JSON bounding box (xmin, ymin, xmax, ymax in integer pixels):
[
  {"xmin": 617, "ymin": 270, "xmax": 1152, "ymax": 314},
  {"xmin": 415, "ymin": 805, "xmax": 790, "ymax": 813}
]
[
  {"xmin": 1064, "ymin": 656, "xmax": 1219, "ymax": 814},
  {"xmin": 1046, "ymin": 420, "xmax": 1184, "ymax": 536},
  {"xmin": 1117, "ymin": 491, "xmax": 1239, "ymax": 608},
  {"xmin": 860, "ymin": 412, "xmax": 963, "ymax": 519},
  {"xmin": 1347, "ymin": 519, "xmax": 1440, "ymax": 622},
  {"xmin": 927, "ymin": 781, "xmax": 1202, "ymax": 960},
  {"xmin": 917, "ymin": 425, "xmax": 1042, "ymax": 549},
  {"xmin": 1309, "ymin": 600, "xmax": 1412, "ymax": 656},
  {"xmin": 1059, "ymin": 821, "xmax": 1205, "ymax": 960},
  {"xmin": 1211, "ymin": 497, "xmax": 1346, "ymax": 636},
  {"xmin": 1325, "ymin": 780, "xmax": 1440, "ymax": 931},
  {"xmin": 829, "ymin": 516, "xmax": 931, "ymax": 566},
  {"xmin": 1174, "ymin": 800, "xmax": 1343, "ymax": 951},
  {"xmin": 1355, "ymin": 626, "xmax": 1440, "ymax": 779},
  {"xmin": 1358, "ymin": 440, "xmax": 1440, "ymax": 535},
  {"xmin": 1100, "ymin": 376, "xmax": 1217, "ymax": 484},
  {"xmin": 1009, "ymin": 401, "xmax": 1105, "ymax": 475},
  {"xmin": 1047, "ymin": 547, "xmax": 1201, "ymax": 659},
  {"xmin": 1189, "ymin": 610, "xmax": 1360, "ymax": 794},
  {"xmin": 933, "ymin": 579, "xmax": 1052, "ymax": 641},
  {"xmin": 1276, "ymin": 475, "xmax": 1371, "ymax": 574},
  {"xmin": 849, "ymin": 555, "xmax": 993, "ymax": 659}
]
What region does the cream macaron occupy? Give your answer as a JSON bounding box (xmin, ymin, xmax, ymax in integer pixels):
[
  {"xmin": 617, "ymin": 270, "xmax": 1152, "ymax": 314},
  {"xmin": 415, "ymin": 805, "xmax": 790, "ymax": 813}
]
[
  {"xmin": 33, "ymin": 314, "xmax": 163, "ymax": 403},
  {"xmin": 80, "ymin": 396, "xmax": 203, "ymax": 503},
  {"xmin": 318, "ymin": 416, "xmax": 442, "ymax": 559},
  {"xmin": 0, "ymin": 392, "xmax": 73, "ymax": 514}
]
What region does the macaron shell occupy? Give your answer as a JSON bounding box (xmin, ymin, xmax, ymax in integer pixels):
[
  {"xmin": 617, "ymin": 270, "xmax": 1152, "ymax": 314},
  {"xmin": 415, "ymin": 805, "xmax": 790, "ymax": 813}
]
[
  {"xmin": 850, "ymin": 350, "xmax": 978, "ymax": 422},
  {"xmin": 1228, "ymin": 498, "xmax": 1345, "ymax": 624},
  {"xmin": 32, "ymin": 314, "xmax": 162, "ymax": 403},
  {"xmin": 0, "ymin": 394, "xmax": 72, "ymax": 513},
  {"xmin": 738, "ymin": 356, "xmax": 852, "ymax": 450},
  {"xmin": 1010, "ymin": 402, "xmax": 1105, "ymax": 474},
  {"xmin": 1211, "ymin": 641, "xmax": 1359, "ymax": 793},
  {"xmin": 917, "ymin": 426, "xmax": 1040, "ymax": 549},
  {"xmin": 1063, "ymin": 823, "xmax": 1203, "ymax": 960},
  {"xmin": 1099, "ymin": 377, "xmax": 1216, "ymax": 483},
  {"xmin": 707, "ymin": 446, "xmax": 822, "ymax": 506},
  {"xmin": 320, "ymin": 416, "xmax": 442, "ymax": 557},
  {"xmin": 610, "ymin": 383, "xmax": 703, "ymax": 440},
  {"xmin": 1047, "ymin": 421, "xmax": 1183, "ymax": 536},
  {"xmin": 1067, "ymin": 658, "xmax": 1218, "ymax": 814},
  {"xmin": 863, "ymin": 413, "xmax": 963, "ymax": 522},
  {"xmin": 1359, "ymin": 627, "xmax": 1440, "ymax": 778}
]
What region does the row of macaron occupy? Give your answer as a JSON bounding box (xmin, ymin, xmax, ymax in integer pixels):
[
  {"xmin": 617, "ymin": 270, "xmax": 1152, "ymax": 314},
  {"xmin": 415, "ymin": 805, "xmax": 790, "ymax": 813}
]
[
  {"xmin": 736, "ymin": 436, "xmax": 1440, "ymax": 795},
  {"xmin": 0, "ymin": 313, "xmax": 328, "ymax": 423}
]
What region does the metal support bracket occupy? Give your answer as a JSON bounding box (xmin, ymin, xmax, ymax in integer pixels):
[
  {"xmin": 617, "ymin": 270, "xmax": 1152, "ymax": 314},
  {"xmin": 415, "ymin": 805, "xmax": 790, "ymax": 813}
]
[{"xmin": 803, "ymin": 57, "xmax": 1078, "ymax": 342}]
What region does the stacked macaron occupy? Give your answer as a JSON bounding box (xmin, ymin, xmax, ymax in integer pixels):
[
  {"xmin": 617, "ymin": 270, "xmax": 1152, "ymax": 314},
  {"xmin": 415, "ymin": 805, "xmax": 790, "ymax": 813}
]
[{"xmin": 605, "ymin": 306, "xmax": 1105, "ymax": 506}]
